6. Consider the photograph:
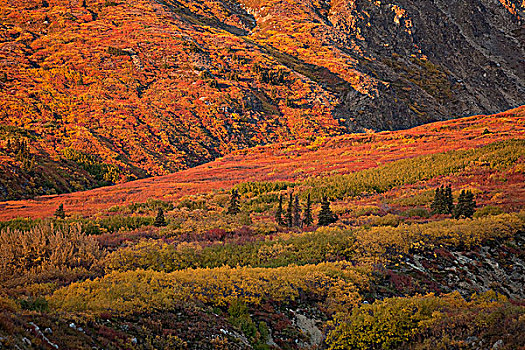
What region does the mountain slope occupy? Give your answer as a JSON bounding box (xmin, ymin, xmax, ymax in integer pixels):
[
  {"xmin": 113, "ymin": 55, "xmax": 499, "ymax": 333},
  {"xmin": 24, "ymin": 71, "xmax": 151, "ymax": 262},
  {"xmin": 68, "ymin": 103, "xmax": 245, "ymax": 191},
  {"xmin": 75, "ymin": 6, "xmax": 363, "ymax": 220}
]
[
  {"xmin": 0, "ymin": 0, "xmax": 523, "ymax": 199},
  {"xmin": 0, "ymin": 106, "xmax": 523, "ymax": 220}
]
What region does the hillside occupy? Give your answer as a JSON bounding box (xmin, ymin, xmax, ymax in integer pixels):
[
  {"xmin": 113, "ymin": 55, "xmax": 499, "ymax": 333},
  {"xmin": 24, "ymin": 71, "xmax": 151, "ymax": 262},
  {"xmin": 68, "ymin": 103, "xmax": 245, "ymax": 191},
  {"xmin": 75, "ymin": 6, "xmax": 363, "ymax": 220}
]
[
  {"xmin": 1, "ymin": 0, "xmax": 524, "ymax": 200},
  {"xmin": 0, "ymin": 107, "xmax": 524, "ymax": 349},
  {"xmin": 0, "ymin": 106, "xmax": 523, "ymax": 220}
]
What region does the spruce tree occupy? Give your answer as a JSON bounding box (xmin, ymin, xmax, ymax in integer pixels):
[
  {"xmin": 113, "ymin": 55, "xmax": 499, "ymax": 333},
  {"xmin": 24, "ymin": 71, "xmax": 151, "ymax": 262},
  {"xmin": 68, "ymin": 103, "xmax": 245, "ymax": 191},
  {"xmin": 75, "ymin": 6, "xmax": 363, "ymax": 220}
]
[
  {"xmin": 318, "ymin": 197, "xmax": 337, "ymax": 226},
  {"xmin": 54, "ymin": 204, "xmax": 65, "ymax": 219},
  {"xmin": 454, "ymin": 190, "xmax": 475, "ymax": 218},
  {"xmin": 445, "ymin": 185, "xmax": 454, "ymax": 214},
  {"xmin": 464, "ymin": 190, "xmax": 476, "ymax": 218},
  {"xmin": 293, "ymin": 194, "xmax": 301, "ymax": 227},
  {"xmin": 285, "ymin": 192, "xmax": 293, "ymax": 227},
  {"xmin": 431, "ymin": 186, "xmax": 442, "ymax": 214},
  {"xmin": 275, "ymin": 193, "xmax": 285, "ymax": 225},
  {"xmin": 454, "ymin": 190, "xmax": 466, "ymax": 219},
  {"xmin": 303, "ymin": 193, "xmax": 313, "ymax": 227},
  {"xmin": 227, "ymin": 189, "xmax": 241, "ymax": 215},
  {"xmin": 154, "ymin": 208, "xmax": 166, "ymax": 227}
]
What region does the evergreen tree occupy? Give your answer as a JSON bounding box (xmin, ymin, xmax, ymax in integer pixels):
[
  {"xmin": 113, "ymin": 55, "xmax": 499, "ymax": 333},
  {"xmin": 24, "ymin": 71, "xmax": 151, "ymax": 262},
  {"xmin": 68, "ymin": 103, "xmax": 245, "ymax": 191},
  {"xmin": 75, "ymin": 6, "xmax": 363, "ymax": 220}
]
[
  {"xmin": 303, "ymin": 193, "xmax": 313, "ymax": 227},
  {"xmin": 275, "ymin": 193, "xmax": 285, "ymax": 225},
  {"xmin": 154, "ymin": 208, "xmax": 166, "ymax": 227},
  {"xmin": 464, "ymin": 190, "xmax": 476, "ymax": 218},
  {"xmin": 431, "ymin": 186, "xmax": 442, "ymax": 214},
  {"xmin": 445, "ymin": 185, "xmax": 454, "ymax": 214},
  {"xmin": 318, "ymin": 197, "xmax": 337, "ymax": 226},
  {"xmin": 454, "ymin": 190, "xmax": 476, "ymax": 218},
  {"xmin": 454, "ymin": 190, "xmax": 466, "ymax": 219},
  {"xmin": 54, "ymin": 204, "xmax": 65, "ymax": 219},
  {"xmin": 293, "ymin": 194, "xmax": 301, "ymax": 227},
  {"xmin": 285, "ymin": 193, "xmax": 293, "ymax": 227},
  {"xmin": 431, "ymin": 185, "xmax": 454, "ymax": 215},
  {"xmin": 227, "ymin": 189, "xmax": 241, "ymax": 215}
]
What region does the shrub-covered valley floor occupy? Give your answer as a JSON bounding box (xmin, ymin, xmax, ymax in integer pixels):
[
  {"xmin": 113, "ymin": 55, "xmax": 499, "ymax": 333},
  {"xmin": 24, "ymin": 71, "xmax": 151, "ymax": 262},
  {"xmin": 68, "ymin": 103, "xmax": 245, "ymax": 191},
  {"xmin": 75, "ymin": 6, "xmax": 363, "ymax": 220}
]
[{"xmin": 0, "ymin": 107, "xmax": 524, "ymax": 349}]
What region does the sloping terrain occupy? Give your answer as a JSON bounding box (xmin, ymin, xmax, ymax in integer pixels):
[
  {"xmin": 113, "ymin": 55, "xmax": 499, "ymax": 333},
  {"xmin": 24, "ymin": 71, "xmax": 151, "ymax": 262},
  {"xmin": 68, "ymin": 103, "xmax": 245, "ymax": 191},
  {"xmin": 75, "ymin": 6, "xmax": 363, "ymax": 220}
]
[
  {"xmin": 0, "ymin": 106, "xmax": 523, "ymax": 220},
  {"xmin": 1, "ymin": 106, "xmax": 524, "ymax": 349},
  {"xmin": 0, "ymin": 0, "xmax": 524, "ymax": 199}
]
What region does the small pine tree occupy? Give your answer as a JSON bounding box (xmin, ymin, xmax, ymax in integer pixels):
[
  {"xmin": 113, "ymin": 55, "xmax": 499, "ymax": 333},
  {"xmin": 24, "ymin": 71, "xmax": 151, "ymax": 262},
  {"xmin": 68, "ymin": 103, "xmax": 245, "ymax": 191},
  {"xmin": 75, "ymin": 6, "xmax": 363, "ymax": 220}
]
[
  {"xmin": 454, "ymin": 190, "xmax": 476, "ymax": 218},
  {"xmin": 286, "ymin": 193, "xmax": 293, "ymax": 227},
  {"xmin": 431, "ymin": 186, "xmax": 442, "ymax": 214},
  {"xmin": 275, "ymin": 193, "xmax": 284, "ymax": 225},
  {"xmin": 154, "ymin": 208, "xmax": 166, "ymax": 227},
  {"xmin": 445, "ymin": 185, "xmax": 454, "ymax": 214},
  {"xmin": 227, "ymin": 189, "xmax": 241, "ymax": 215},
  {"xmin": 293, "ymin": 194, "xmax": 301, "ymax": 227},
  {"xmin": 54, "ymin": 204, "xmax": 65, "ymax": 219},
  {"xmin": 303, "ymin": 193, "xmax": 313, "ymax": 227},
  {"xmin": 464, "ymin": 190, "xmax": 476, "ymax": 218},
  {"xmin": 318, "ymin": 197, "xmax": 337, "ymax": 226}
]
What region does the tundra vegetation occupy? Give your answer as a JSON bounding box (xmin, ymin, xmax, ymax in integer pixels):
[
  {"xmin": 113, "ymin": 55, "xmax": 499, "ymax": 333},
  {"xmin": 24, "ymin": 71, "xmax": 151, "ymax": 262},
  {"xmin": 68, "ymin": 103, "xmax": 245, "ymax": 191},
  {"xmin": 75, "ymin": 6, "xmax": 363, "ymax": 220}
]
[{"xmin": 1, "ymin": 111, "xmax": 524, "ymax": 349}]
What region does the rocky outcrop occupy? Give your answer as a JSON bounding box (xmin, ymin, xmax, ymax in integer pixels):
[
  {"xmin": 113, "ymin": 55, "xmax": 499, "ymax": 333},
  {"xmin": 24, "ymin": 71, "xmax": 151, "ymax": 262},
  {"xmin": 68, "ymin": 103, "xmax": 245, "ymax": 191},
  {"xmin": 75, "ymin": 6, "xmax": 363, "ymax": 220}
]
[
  {"xmin": 383, "ymin": 230, "xmax": 525, "ymax": 299},
  {"xmin": 240, "ymin": 0, "xmax": 525, "ymax": 130}
]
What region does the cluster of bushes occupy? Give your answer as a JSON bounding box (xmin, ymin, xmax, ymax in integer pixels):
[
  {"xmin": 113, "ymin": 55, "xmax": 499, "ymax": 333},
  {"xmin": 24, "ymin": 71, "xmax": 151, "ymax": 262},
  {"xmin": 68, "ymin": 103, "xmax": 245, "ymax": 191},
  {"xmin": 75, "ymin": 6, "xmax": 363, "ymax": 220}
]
[
  {"xmin": 0, "ymin": 223, "xmax": 103, "ymax": 283},
  {"xmin": 62, "ymin": 147, "xmax": 121, "ymax": 185},
  {"xmin": 252, "ymin": 63, "xmax": 288, "ymax": 85},
  {"xmin": 50, "ymin": 262, "xmax": 368, "ymax": 315},
  {"xmin": 70, "ymin": 215, "xmax": 154, "ymax": 235},
  {"xmin": 354, "ymin": 212, "xmax": 524, "ymax": 261},
  {"xmin": 326, "ymin": 291, "xmax": 524, "ymax": 350},
  {"xmin": 104, "ymin": 227, "xmax": 357, "ymax": 272},
  {"xmin": 103, "ymin": 212, "xmax": 524, "ymax": 273}
]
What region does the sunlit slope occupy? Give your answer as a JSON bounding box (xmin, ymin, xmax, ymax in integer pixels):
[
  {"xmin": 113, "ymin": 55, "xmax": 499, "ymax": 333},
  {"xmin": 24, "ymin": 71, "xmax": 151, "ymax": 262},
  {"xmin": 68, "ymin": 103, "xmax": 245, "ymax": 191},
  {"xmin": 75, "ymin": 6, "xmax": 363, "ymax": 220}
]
[
  {"xmin": 0, "ymin": 106, "xmax": 523, "ymax": 220},
  {"xmin": 0, "ymin": 0, "xmax": 523, "ymax": 199}
]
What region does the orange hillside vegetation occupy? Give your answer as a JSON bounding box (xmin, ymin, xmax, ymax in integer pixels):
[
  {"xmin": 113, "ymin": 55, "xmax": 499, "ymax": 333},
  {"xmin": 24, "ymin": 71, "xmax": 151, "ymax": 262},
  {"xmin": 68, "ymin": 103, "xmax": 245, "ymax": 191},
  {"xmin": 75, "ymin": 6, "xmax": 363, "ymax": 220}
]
[
  {"xmin": 1, "ymin": 0, "xmax": 523, "ymax": 200},
  {"xmin": 0, "ymin": 106, "xmax": 523, "ymax": 220}
]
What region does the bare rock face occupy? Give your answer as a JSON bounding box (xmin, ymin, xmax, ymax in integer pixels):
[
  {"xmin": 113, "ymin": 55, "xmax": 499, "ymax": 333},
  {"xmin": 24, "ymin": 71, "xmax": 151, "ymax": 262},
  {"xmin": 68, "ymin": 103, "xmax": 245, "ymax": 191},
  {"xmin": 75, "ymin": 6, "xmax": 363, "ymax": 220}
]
[
  {"xmin": 240, "ymin": 0, "xmax": 524, "ymax": 131},
  {"xmin": 385, "ymin": 230, "xmax": 525, "ymax": 300}
]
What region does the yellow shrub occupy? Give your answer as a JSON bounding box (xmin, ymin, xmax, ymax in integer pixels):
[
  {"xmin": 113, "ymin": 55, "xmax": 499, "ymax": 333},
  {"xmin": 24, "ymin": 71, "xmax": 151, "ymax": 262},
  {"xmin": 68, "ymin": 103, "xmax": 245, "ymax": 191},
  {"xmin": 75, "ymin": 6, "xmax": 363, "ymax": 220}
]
[
  {"xmin": 49, "ymin": 262, "xmax": 370, "ymax": 315},
  {"xmin": 0, "ymin": 223, "xmax": 103, "ymax": 282}
]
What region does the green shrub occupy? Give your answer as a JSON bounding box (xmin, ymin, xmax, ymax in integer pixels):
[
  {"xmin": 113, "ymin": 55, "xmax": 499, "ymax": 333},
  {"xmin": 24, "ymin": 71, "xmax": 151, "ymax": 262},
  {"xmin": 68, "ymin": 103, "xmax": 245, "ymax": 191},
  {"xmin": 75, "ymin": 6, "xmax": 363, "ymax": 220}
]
[
  {"xmin": 304, "ymin": 139, "xmax": 524, "ymax": 201},
  {"xmin": 473, "ymin": 205, "xmax": 504, "ymax": 218},
  {"xmin": 19, "ymin": 296, "xmax": 49, "ymax": 312},
  {"xmin": 401, "ymin": 207, "xmax": 430, "ymax": 218},
  {"xmin": 326, "ymin": 291, "xmax": 523, "ymax": 350}
]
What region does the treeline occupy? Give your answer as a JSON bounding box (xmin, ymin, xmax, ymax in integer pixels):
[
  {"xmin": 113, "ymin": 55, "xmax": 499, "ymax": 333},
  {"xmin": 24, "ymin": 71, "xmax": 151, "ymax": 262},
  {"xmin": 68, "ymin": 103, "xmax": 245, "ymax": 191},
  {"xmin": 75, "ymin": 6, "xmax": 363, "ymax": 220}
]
[
  {"xmin": 235, "ymin": 181, "xmax": 295, "ymax": 197},
  {"xmin": 229, "ymin": 189, "xmax": 336, "ymax": 227},
  {"xmin": 304, "ymin": 139, "xmax": 524, "ymax": 200},
  {"xmin": 0, "ymin": 136, "xmax": 126, "ymax": 200},
  {"xmin": 62, "ymin": 148, "xmax": 121, "ymax": 185}
]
